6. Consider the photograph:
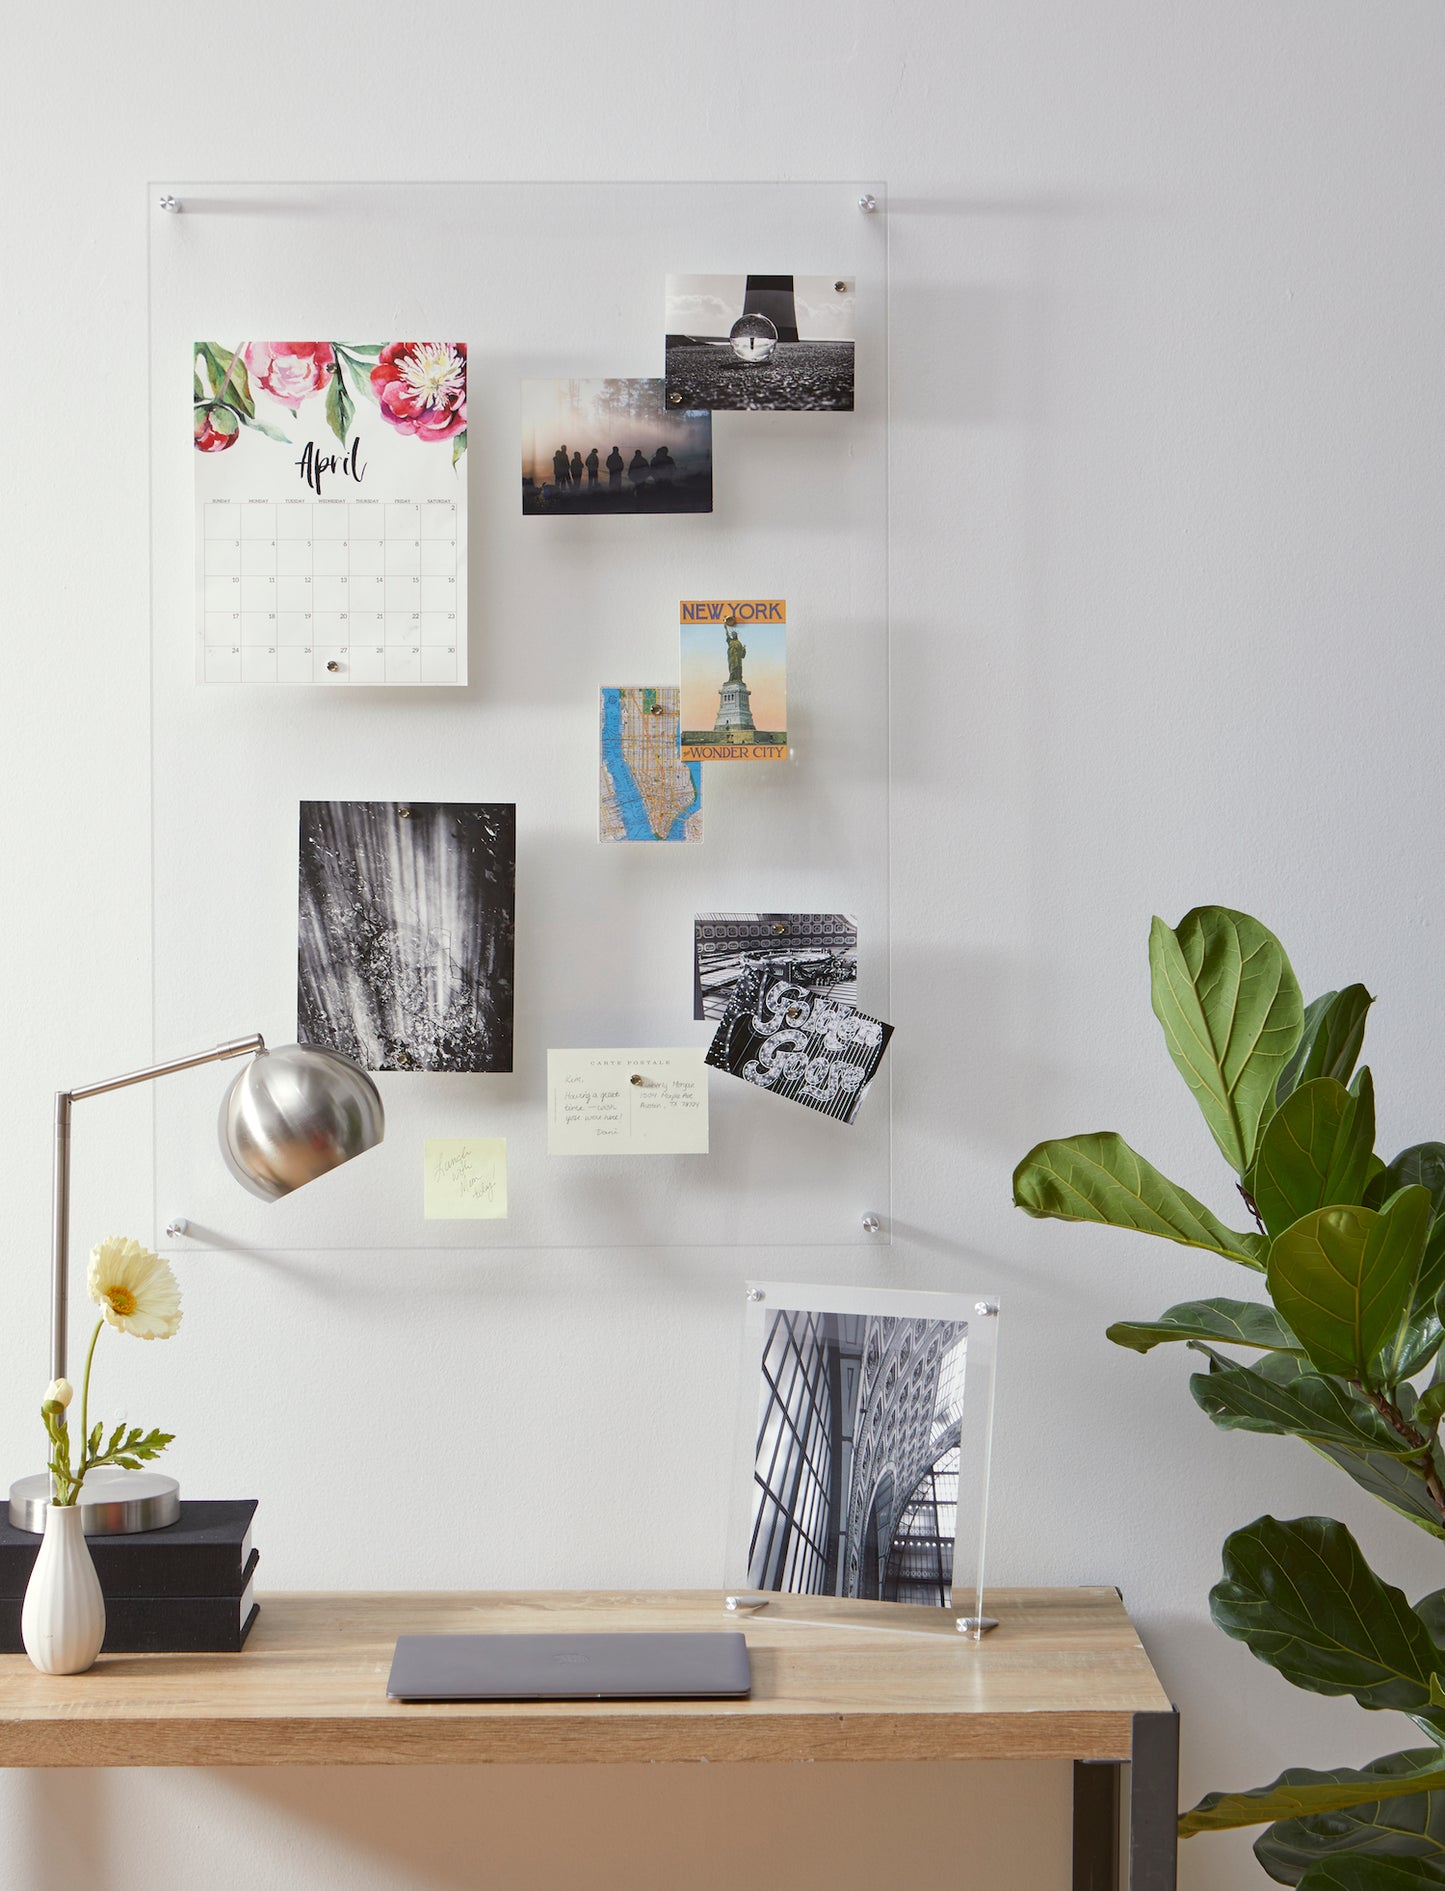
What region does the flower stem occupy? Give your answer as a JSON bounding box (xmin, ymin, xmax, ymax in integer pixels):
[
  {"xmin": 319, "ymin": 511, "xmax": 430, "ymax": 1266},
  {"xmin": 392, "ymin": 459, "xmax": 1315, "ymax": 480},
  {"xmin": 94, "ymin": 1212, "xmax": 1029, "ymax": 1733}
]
[{"xmin": 76, "ymin": 1317, "xmax": 104, "ymax": 1500}]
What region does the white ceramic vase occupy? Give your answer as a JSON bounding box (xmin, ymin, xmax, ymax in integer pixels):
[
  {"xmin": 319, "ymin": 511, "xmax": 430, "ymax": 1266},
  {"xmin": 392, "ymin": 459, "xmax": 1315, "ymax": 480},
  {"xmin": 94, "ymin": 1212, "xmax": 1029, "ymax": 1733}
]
[{"xmin": 21, "ymin": 1504, "xmax": 106, "ymax": 1674}]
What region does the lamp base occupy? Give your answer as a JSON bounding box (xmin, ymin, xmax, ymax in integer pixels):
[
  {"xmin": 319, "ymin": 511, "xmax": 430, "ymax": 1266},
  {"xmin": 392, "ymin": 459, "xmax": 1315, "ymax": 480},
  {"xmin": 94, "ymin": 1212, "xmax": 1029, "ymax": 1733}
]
[{"xmin": 8, "ymin": 1467, "xmax": 181, "ymax": 1535}]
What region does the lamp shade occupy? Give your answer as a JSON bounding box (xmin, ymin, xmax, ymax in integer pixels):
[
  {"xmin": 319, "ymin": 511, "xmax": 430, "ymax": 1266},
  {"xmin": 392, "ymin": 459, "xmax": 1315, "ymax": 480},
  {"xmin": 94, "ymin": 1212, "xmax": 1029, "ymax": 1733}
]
[{"xmin": 219, "ymin": 1043, "xmax": 384, "ymax": 1201}]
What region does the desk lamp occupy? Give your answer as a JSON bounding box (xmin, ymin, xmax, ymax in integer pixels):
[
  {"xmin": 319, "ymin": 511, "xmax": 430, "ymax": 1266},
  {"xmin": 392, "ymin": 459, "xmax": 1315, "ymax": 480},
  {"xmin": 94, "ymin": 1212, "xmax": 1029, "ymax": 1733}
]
[{"xmin": 8, "ymin": 1036, "xmax": 383, "ymax": 1535}]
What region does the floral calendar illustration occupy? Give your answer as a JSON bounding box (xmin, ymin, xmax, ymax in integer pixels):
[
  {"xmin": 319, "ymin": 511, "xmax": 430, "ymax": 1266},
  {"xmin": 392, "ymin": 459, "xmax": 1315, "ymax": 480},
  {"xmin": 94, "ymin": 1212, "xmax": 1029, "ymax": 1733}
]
[{"xmin": 194, "ymin": 341, "xmax": 467, "ymax": 685}]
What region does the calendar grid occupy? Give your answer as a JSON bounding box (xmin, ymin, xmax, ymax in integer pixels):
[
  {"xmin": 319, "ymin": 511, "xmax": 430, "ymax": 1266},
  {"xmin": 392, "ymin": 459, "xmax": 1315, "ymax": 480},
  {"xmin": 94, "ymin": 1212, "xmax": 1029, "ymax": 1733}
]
[{"xmin": 198, "ymin": 496, "xmax": 463, "ymax": 685}]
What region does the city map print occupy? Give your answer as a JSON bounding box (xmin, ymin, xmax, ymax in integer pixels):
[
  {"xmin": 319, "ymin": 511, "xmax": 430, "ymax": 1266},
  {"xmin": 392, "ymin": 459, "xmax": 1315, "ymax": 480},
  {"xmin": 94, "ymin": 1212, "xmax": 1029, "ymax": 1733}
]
[{"xmin": 598, "ymin": 687, "xmax": 703, "ymax": 843}]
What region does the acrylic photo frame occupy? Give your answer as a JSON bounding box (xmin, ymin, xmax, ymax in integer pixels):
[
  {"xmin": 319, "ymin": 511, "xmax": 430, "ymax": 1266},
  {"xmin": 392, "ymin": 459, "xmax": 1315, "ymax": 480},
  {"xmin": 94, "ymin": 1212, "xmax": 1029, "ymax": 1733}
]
[
  {"xmin": 725, "ymin": 1280, "xmax": 1000, "ymax": 1638},
  {"xmin": 148, "ymin": 180, "xmax": 890, "ymax": 1255}
]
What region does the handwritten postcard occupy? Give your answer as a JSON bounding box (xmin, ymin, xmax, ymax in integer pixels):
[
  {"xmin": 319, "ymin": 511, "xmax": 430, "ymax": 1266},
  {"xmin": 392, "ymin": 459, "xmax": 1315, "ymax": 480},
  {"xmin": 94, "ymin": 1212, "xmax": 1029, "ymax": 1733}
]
[
  {"xmin": 547, "ymin": 1049, "xmax": 709, "ymax": 1155},
  {"xmin": 194, "ymin": 340, "xmax": 467, "ymax": 686},
  {"xmin": 424, "ymin": 1138, "xmax": 508, "ymax": 1218}
]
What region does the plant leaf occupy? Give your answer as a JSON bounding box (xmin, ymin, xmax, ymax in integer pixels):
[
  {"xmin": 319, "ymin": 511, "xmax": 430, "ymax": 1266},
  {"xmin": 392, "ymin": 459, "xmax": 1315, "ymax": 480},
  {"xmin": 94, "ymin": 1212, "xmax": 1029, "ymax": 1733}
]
[
  {"xmin": 1248, "ymin": 1074, "xmax": 1378, "ymax": 1238},
  {"xmin": 1379, "ymin": 1216, "xmax": 1445, "ymax": 1386},
  {"xmin": 1267, "ymin": 1192, "xmax": 1429, "ymax": 1385},
  {"xmin": 1418, "ymin": 1383, "xmax": 1445, "ymax": 1430},
  {"xmin": 1181, "ymin": 1747, "xmax": 1445, "ymax": 1838},
  {"xmin": 325, "ymin": 368, "xmax": 353, "ymax": 444},
  {"xmin": 1256, "ymin": 1748, "xmax": 1445, "ymax": 1882},
  {"xmin": 197, "ymin": 343, "xmax": 255, "ymax": 419},
  {"xmin": 1190, "ymin": 1352, "xmax": 1423, "ymax": 1459},
  {"xmin": 238, "ymin": 410, "xmax": 291, "ymax": 444},
  {"xmin": 1108, "ymin": 1298, "xmax": 1302, "ymax": 1355},
  {"xmin": 1276, "ymin": 985, "xmax": 1375, "ymax": 1106},
  {"xmin": 452, "ymin": 427, "xmax": 467, "ymax": 467},
  {"xmin": 1149, "ymin": 906, "xmax": 1304, "ymax": 1175},
  {"xmin": 1210, "ymin": 1515, "xmax": 1445, "ymax": 1720},
  {"xmin": 1381, "ymin": 1146, "xmax": 1445, "ymax": 1219},
  {"xmin": 1296, "ymin": 1859, "xmax": 1445, "ymax": 1890},
  {"xmin": 1012, "ymin": 1131, "xmax": 1266, "ymax": 1267}
]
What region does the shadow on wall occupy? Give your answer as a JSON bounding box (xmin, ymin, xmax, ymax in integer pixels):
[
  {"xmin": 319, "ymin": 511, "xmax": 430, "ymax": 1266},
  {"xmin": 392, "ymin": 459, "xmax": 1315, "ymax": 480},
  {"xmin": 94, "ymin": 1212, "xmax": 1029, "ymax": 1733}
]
[{"xmin": 12, "ymin": 1759, "xmax": 1072, "ymax": 1891}]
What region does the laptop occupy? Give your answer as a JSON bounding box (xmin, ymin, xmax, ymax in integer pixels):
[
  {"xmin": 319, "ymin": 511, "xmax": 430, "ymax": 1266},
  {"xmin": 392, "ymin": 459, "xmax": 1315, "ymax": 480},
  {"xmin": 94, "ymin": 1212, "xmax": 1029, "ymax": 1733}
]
[{"xmin": 386, "ymin": 1630, "xmax": 753, "ymax": 1702}]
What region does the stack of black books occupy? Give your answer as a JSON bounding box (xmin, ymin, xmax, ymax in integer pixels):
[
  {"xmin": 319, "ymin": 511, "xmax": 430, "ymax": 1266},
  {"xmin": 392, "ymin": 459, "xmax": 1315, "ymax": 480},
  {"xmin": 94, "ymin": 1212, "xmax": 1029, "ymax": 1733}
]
[{"xmin": 0, "ymin": 1500, "xmax": 259, "ymax": 1653}]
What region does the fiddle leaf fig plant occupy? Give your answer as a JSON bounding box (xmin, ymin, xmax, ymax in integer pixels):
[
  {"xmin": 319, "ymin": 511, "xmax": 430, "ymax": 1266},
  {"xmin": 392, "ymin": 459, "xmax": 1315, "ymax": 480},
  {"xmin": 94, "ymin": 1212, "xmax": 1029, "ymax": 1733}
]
[{"xmin": 1014, "ymin": 907, "xmax": 1445, "ymax": 1887}]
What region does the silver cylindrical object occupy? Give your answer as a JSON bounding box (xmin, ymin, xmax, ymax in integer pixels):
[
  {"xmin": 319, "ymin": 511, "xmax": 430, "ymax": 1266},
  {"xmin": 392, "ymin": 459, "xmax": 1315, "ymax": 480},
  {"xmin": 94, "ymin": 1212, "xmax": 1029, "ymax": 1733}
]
[{"xmin": 219, "ymin": 1043, "xmax": 384, "ymax": 1201}]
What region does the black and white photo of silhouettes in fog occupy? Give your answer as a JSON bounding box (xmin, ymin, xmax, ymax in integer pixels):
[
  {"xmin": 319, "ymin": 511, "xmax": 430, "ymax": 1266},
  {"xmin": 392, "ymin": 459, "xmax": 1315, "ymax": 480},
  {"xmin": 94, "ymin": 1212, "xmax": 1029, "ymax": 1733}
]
[
  {"xmin": 665, "ymin": 275, "xmax": 855, "ymax": 412},
  {"xmin": 521, "ymin": 378, "xmax": 713, "ymax": 514}
]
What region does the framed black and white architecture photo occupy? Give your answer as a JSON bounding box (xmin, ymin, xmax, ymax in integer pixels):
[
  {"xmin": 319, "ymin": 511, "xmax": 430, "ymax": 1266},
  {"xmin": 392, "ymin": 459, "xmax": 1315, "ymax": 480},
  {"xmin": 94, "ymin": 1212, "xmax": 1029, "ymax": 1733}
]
[{"xmin": 726, "ymin": 1282, "xmax": 1000, "ymax": 1633}]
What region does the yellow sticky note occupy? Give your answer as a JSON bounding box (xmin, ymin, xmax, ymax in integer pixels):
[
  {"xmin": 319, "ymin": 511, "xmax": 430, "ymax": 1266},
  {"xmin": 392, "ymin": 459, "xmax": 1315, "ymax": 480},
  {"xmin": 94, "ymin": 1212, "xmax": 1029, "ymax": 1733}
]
[{"xmin": 424, "ymin": 1139, "xmax": 508, "ymax": 1218}]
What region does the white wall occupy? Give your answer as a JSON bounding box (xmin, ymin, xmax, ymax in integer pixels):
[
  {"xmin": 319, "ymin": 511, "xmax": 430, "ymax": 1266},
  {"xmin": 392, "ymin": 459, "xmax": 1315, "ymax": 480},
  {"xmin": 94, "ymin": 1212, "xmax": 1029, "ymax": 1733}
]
[{"xmin": 4, "ymin": 4, "xmax": 1443, "ymax": 1886}]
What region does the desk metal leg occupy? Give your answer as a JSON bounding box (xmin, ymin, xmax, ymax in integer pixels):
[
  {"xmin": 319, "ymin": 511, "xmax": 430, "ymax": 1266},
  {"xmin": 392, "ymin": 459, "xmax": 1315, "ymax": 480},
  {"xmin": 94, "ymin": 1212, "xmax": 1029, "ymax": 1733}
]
[
  {"xmin": 1072, "ymin": 1759, "xmax": 1120, "ymax": 1890},
  {"xmin": 1128, "ymin": 1709, "xmax": 1179, "ymax": 1891},
  {"xmin": 1072, "ymin": 1710, "xmax": 1178, "ymax": 1891}
]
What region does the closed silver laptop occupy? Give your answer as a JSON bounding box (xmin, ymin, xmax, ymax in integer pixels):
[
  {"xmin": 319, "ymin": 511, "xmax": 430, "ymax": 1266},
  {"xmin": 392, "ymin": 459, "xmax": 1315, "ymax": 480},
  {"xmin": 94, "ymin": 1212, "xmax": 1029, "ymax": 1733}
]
[{"xmin": 386, "ymin": 1630, "xmax": 753, "ymax": 1702}]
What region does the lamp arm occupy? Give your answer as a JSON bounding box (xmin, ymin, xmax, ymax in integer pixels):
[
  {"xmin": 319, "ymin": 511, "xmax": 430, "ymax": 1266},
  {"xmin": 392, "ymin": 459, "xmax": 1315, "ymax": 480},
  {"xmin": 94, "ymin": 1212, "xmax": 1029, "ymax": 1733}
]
[{"xmin": 51, "ymin": 1035, "xmax": 266, "ymax": 1382}]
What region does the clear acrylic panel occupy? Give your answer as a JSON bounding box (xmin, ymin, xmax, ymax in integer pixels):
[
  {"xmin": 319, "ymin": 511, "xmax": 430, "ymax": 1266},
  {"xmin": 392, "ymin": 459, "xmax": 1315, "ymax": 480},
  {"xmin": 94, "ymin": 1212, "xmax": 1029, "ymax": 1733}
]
[
  {"xmin": 725, "ymin": 1282, "xmax": 1000, "ymax": 1637},
  {"xmin": 148, "ymin": 181, "xmax": 889, "ymax": 1251}
]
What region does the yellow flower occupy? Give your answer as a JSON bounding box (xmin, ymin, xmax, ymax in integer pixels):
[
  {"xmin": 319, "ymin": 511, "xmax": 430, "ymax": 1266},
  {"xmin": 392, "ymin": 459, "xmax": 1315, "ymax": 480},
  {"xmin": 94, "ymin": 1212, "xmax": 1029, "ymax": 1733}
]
[
  {"xmin": 87, "ymin": 1237, "xmax": 183, "ymax": 1340},
  {"xmin": 44, "ymin": 1378, "xmax": 73, "ymax": 1409}
]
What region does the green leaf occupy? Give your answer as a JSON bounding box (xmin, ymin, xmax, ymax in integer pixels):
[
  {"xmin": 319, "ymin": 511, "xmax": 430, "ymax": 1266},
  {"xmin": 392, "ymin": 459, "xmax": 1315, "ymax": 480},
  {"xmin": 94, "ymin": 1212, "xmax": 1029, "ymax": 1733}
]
[
  {"xmin": 86, "ymin": 1422, "xmax": 101, "ymax": 1457},
  {"xmin": 1379, "ymin": 1216, "xmax": 1445, "ymax": 1385},
  {"xmin": 1418, "ymin": 1384, "xmax": 1445, "ymax": 1430},
  {"xmin": 1296, "ymin": 1859, "xmax": 1445, "ymax": 1890},
  {"xmin": 1149, "ymin": 906, "xmax": 1304, "ymax": 1175},
  {"xmin": 1210, "ymin": 1515, "xmax": 1445, "ymax": 1720},
  {"xmin": 325, "ymin": 367, "xmax": 354, "ymax": 444},
  {"xmin": 452, "ymin": 427, "xmax": 467, "ymax": 467},
  {"xmin": 1381, "ymin": 1147, "xmax": 1445, "ymax": 1219},
  {"xmin": 1108, "ymin": 1298, "xmax": 1302, "ymax": 1355},
  {"xmin": 1276, "ymin": 985, "xmax": 1375, "ymax": 1106},
  {"xmin": 1190, "ymin": 1352, "xmax": 1423, "ymax": 1459},
  {"xmin": 1012, "ymin": 1131, "xmax": 1266, "ymax": 1267},
  {"xmin": 1181, "ymin": 1748, "xmax": 1445, "ymax": 1838},
  {"xmin": 197, "ymin": 343, "xmax": 255, "ymax": 419},
  {"xmin": 338, "ymin": 350, "xmax": 376, "ymax": 405},
  {"xmin": 238, "ymin": 411, "xmax": 291, "ymax": 444},
  {"xmin": 1248, "ymin": 1074, "xmax": 1378, "ymax": 1238},
  {"xmin": 1256, "ymin": 1748, "xmax": 1445, "ymax": 1882},
  {"xmin": 1267, "ymin": 1192, "xmax": 1429, "ymax": 1385}
]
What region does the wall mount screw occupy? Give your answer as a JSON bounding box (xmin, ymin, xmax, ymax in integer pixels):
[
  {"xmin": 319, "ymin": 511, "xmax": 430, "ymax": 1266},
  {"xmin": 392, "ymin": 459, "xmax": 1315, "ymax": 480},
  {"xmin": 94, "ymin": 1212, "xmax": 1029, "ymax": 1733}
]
[
  {"xmin": 857, "ymin": 194, "xmax": 878, "ymax": 213},
  {"xmin": 862, "ymin": 1213, "xmax": 882, "ymax": 1235},
  {"xmin": 158, "ymin": 194, "xmax": 181, "ymax": 213}
]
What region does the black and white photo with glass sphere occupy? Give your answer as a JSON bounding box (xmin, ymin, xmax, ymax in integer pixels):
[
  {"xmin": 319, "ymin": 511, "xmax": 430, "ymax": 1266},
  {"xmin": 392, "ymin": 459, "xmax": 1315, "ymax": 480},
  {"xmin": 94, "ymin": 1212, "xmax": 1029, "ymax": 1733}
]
[
  {"xmin": 665, "ymin": 274, "xmax": 855, "ymax": 412},
  {"xmin": 747, "ymin": 1303, "xmax": 968, "ymax": 1606},
  {"xmin": 297, "ymin": 800, "xmax": 516, "ymax": 1073}
]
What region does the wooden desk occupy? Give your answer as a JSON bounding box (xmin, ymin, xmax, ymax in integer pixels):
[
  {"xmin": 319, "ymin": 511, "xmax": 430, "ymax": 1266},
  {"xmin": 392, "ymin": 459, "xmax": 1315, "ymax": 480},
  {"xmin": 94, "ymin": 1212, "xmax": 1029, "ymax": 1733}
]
[{"xmin": 0, "ymin": 1587, "xmax": 1177, "ymax": 1889}]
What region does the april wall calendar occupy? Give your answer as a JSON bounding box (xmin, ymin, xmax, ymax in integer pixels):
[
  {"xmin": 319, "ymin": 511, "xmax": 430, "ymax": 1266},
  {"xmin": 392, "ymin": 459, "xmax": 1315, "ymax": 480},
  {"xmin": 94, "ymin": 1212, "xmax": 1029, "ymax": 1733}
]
[{"xmin": 194, "ymin": 341, "xmax": 468, "ymax": 685}]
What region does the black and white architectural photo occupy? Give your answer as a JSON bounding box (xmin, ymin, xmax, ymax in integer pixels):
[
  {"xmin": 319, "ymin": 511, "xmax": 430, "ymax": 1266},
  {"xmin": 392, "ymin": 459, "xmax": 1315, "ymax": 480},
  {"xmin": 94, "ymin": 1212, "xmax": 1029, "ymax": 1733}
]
[
  {"xmin": 521, "ymin": 378, "xmax": 713, "ymax": 514},
  {"xmin": 693, "ymin": 912, "xmax": 858, "ymax": 1021},
  {"xmin": 747, "ymin": 1302, "xmax": 968, "ymax": 1605},
  {"xmin": 665, "ymin": 273, "xmax": 855, "ymax": 412},
  {"xmin": 297, "ymin": 800, "xmax": 516, "ymax": 1073},
  {"xmin": 705, "ymin": 965, "xmax": 890, "ymax": 1125}
]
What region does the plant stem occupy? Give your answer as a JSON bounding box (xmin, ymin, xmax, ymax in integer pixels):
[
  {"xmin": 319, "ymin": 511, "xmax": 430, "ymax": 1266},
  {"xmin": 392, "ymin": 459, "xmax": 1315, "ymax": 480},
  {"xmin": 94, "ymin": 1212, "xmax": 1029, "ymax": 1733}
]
[
  {"xmin": 75, "ymin": 1317, "xmax": 104, "ymax": 1501},
  {"xmin": 1358, "ymin": 1384, "xmax": 1445, "ymax": 1529}
]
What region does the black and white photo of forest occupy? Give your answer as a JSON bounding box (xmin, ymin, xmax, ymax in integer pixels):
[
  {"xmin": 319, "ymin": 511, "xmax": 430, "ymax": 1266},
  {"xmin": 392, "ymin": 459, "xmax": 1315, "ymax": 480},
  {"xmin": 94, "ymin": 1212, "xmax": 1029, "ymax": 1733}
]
[{"xmin": 297, "ymin": 801, "xmax": 516, "ymax": 1073}]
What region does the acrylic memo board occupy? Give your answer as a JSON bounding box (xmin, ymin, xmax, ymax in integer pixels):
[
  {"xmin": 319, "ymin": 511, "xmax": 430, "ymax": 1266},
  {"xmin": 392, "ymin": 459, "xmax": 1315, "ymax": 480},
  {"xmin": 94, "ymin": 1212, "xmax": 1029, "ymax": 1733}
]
[{"xmin": 148, "ymin": 181, "xmax": 889, "ymax": 1252}]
